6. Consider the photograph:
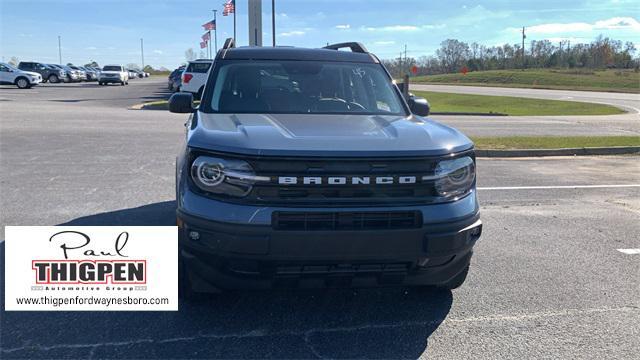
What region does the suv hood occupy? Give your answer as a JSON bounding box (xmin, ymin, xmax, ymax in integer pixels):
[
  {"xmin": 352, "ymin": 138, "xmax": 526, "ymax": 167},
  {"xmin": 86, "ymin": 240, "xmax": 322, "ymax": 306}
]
[
  {"xmin": 188, "ymin": 113, "xmax": 473, "ymax": 157},
  {"xmin": 23, "ymin": 71, "xmax": 41, "ymax": 77}
]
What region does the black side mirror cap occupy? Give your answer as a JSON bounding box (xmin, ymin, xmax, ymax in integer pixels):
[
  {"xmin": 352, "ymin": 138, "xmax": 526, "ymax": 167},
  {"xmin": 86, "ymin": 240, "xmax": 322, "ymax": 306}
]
[
  {"xmin": 168, "ymin": 92, "xmax": 195, "ymax": 113},
  {"xmin": 408, "ymin": 96, "xmax": 430, "ymax": 117}
]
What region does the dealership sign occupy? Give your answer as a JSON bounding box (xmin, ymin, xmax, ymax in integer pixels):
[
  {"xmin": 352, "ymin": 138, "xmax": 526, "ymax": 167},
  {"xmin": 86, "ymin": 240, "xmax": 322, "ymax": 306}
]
[{"xmin": 4, "ymin": 226, "xmax": 178, "ymax": 311}]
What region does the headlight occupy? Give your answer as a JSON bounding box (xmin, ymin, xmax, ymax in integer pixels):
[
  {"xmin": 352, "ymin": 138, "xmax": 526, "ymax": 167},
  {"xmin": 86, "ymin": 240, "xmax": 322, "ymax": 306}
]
[
  {"xmin": 190, "ymin": 156, "xmax": 269, "ymax": 197},
  {"xmin": 432, "ymin": 156, "xmax": 475, "ymax": 198}
]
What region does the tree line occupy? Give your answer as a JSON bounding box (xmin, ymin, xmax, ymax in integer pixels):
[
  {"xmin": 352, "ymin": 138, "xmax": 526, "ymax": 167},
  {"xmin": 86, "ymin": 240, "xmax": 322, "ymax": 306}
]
[{"xmin": 383, "ymin": 35, "xmax": 639, "ymax": 76}]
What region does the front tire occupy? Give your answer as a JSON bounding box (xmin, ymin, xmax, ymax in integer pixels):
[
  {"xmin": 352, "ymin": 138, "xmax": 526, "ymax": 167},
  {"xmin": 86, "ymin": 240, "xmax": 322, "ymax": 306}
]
[
  {"xmin": 120, "ymin": 81, "xmax": 125, "ymax": 86},
  {"xmin": 15, "ymin": 77, "xmax": 31, "ymax": 89}
]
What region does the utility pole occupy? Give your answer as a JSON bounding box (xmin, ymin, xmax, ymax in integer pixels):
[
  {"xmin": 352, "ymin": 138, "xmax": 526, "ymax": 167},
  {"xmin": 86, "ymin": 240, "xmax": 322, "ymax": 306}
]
[
  {"xmin": 521, "ymin": 27, "xmax": 526, "ymax": 69},
  {"xmin": 271, "ymin": 0, "xmax": 276, "ymax": 46},
  {"xmin": 140, "ymin": 38, "xmax": 145, "ymax": 69},
  {"xmin": 558, "ymin": 41, "xmax": 562, "ymax": 66},
  {"xmin": 58, "ymin": 36, "xmax": 62, "ymax": 64},
  {"xmin": 404, "ymin": 44, "xmax": 408, "ymax": 74}
]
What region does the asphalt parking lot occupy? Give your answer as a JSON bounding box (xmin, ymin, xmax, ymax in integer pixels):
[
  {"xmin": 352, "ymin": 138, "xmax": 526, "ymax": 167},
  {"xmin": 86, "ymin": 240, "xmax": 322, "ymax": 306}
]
[{"xmin": 1, "ymin": 79, "xmax": 639, "ymax": 359}]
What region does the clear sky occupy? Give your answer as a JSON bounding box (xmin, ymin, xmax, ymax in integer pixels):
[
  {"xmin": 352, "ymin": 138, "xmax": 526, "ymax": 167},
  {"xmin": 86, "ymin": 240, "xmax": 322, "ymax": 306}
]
[{"xmin": 1, "ymin": 0, "xmax": 638, "ymax": 69}]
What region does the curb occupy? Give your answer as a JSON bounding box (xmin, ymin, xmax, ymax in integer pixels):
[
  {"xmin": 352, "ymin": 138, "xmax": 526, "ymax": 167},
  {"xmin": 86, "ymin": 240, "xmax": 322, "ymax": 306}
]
[
  {"xmin": 476, "ymin": 146, "xmax": 640, "ymax": 158},
  {"xmin": 128, "ymin": 102, "xmax": 169, "ymax": 111},
  {"xmin": 431, "ymin": 111, "xmax": 508, "ymax": 116},
  {"xmin": 128, "ymin": 103, "xmax": 145, "ymax": 110}
]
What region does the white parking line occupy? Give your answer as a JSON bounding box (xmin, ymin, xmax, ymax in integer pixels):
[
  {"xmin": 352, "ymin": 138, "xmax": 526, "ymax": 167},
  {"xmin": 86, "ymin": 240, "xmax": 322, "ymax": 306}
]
[
  {"xmin": 617, "ymin": 249, "xmax": 640, "ymax": 255},
  {"xmin": 478, "ymin": 184, "xmax": 640, "ymax": 190}
]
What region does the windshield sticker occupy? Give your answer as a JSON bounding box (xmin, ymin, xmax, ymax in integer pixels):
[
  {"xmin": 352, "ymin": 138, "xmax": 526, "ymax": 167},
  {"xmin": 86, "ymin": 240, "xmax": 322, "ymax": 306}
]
[{"xmin": 352, "ymin": 67, "xmax": 365, "ymax": 78}]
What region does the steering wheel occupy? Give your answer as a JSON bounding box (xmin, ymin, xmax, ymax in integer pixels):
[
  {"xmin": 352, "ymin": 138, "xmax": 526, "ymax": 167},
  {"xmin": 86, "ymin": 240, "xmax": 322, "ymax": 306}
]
[
  {"xmin": 317, "ymin": 98, "xmax": 350, "ymax": 112},
  {"xmin": 348, "ymin": 102, "xmax": 366, "ymax": 111}
]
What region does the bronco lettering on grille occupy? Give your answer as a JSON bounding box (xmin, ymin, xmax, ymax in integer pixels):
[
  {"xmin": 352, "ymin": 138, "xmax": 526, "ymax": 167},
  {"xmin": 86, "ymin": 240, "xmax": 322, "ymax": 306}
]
[{"xmin": 277, "ymin": 176, "xmax": 418, "ymax": 185}]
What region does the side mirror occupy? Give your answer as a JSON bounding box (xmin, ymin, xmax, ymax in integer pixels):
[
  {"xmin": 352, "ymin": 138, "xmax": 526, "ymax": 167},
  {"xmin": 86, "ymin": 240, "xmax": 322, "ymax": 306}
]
[
  {"xmin": 168, "ymin": 92, "xmax": 195, "ymax": 113},
  {"xmin": 408, "ymin": 96, "xmax": 430, "ymax": 117}
]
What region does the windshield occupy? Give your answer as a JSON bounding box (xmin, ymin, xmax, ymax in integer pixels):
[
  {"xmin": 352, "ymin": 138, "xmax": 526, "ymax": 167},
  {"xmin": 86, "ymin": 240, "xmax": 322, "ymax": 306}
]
[
  {"xmin": 204, "ymin": 60, "xmax": 406, "ymax": 115},
  {"xmin": 3, "ymin": 63, "xmax": 19, "ymax": 71},
  {"xmin": 103, "ymin": 66, "xmax": 122, "ymax": 71}
]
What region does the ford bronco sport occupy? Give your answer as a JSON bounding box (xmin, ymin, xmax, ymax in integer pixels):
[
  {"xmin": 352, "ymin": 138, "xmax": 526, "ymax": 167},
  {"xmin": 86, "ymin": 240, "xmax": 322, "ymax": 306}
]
[{"xmin": 169, "ymin": 39, "xmax": 482, "ymax": 296}]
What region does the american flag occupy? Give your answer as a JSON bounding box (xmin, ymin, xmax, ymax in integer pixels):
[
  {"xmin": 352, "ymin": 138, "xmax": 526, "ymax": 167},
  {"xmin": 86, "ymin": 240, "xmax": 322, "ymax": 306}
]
[
  {"xmin": 202, "ymin": 20, "xmax": 216, "ymax": 31},
  {"xmin": 202, "ymin": 32, "xmax": 211, "ymax": 41},
  {"xmin": 222, "ymin": 0, "xmax": 235, "ymax": 16},
  {"xmin": 200, "ymin": 41, "xmax": 207, "ymax": 49}
]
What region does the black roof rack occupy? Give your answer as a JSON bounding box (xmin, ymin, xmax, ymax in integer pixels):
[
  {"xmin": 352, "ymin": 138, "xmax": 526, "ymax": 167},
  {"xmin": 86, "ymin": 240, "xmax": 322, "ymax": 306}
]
[
  {"xmin": 323, "ymin": 42, "xmax": 368, "ymax": 53},
  {"xmin": 222, "ymin": 38, "xmax": 235, "ymax": 50}
]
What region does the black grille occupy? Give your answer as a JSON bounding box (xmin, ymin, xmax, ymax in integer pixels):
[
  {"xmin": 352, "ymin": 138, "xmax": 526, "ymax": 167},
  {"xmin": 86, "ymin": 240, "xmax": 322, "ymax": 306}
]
[
  {"xmin": 273, "ymin": 211, "xmax": 422, "ymax": 231},
  {"xmin": 256, "ymin": 184, "xmax": 435, "ymax": 204},
  {"xmin": 248, "ymin": 156, "xmax": 442, "ymax": 205}
]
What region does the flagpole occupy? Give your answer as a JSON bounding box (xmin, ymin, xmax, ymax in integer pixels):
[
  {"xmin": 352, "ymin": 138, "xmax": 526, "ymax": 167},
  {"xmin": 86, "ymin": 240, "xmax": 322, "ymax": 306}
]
[
  {"xmin": 272, "ymin": 0, "xmax": 275, "ymax": 46},
  {"xmin": 208, "ymin": 30, "xmax": 212, "ymax": 59},
  {"xmin": 213, "ymin": 10, "xmax": 218, "ymax": 53},
  {"xmin": 233, "ymin": 0, "xmax": 237, "ymax": 40}
]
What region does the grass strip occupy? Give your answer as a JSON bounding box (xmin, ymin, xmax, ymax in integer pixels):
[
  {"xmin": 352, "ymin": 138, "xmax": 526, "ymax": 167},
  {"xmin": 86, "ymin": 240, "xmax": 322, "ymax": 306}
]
[
  {"xmin": 413, "ymin": 91, "xmax": 624, "ymax": 116},
  {"xmin": 411, "ymin": 69, "xmax": 640, "ymax": 93},
  {"xmin": 472, "ymin": 136, "xmax": 640, "ymax": 150}
]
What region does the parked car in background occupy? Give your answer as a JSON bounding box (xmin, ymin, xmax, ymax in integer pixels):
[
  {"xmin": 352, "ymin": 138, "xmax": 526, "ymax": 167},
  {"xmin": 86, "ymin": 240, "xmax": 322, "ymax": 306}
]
[
  {"xmin": 168, "ymin": 66, "xmax": 184, "ymax": 92},
  {"xmin": 91, "ymin": 67, "xmax": 102, "ymax": 78},
  {"xmin": 0, "ymin": 62, "xmax": 42, "ymax": 88},
  {"xmin": 17, "ymin": 62, "xmax": 65, "ymax": 83},
  {"xmin": 80, "ymin": 66, "xmax": 98, "ymax": 81},
  {"xmin": 127, "ymin": 69, "xmax": 138, "ymax": 79},
  {"xmin": 180, "ymin": 59, "xmax": 213, "ymax": 99},
  {"xmin": 68, "ymin": 65, "xmax": 88, "ymax": 81},
  {"xmin": 49, "ymin": 64, "xmax": 82, "ymax": 82},
  {"xmin": 98, "ymin": 64, "xmax": 128, "ymax": 85}
]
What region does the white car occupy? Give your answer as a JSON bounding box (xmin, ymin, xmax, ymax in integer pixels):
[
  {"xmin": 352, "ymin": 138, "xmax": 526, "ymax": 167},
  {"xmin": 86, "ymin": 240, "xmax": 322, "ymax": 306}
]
[
  {"xmin": 181, "ymin": 59, "xmax": 213, "ymax": 99},
  {"xmin": 127, "ymin": 69, "xmax": 138, "ymax": 79},
  {"xmin": 98, "ymin": 65, "xmax": 129, "ymax": 86},
  {"xmin": 0, "ymin": 62, "xmax": 42, "ymax": 88}
]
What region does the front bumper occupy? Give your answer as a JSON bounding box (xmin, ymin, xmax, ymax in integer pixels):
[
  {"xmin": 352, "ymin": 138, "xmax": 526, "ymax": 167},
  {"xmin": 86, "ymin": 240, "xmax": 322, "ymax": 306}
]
[
  {"xmin": 99, "ymin": 77, "xmax": 124, "ymax": 83},
  {"xmin": 177, "ymin": 190, "xmax": 482, "ymax": 291}
]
